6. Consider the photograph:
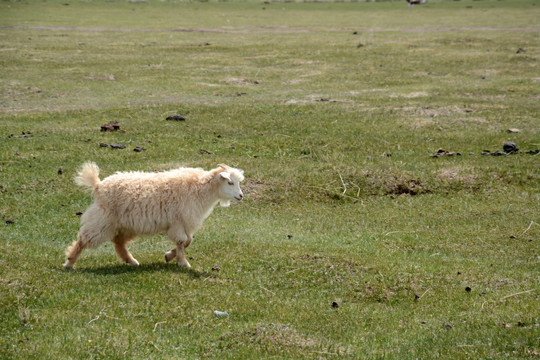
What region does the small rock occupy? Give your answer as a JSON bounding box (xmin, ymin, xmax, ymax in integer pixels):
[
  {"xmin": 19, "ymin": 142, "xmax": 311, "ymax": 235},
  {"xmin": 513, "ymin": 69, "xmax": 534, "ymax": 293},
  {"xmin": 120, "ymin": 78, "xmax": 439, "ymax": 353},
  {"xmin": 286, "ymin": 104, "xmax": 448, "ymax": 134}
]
[
  {"xmin": 469, "ymin": 152, "xmax": 475, "ymax": 156},
  {"xmin": 445, "ymin": 324, "xmax": 453, "ymax": 330},
  {"xmin": 211, "ymin": 265, "xmax": 220, "ymax": 272},
  {"xmin": 199, "ymin": 149, "xmax": 213, "ymax": 155},
  {"xmin": 465, "ymin": 286, "xmax": 472, "ymax": 292},
  {"xmin": 517, "ymin": 321, "xmax": 526, "ymax": 327},
  {"xmin": 502, "ymin": 322, "xmax": 511, "ymax": 328},
  {"xmin": 99, "ymin": 143, "xmax": 110, "ymax": 147},
  {"xmin": 509, "ymin": 235, "xmax": 516, "ymax": 239},
  {"xmin": 491, "ymin": 150, "xmax": 506, "ymax": 156},
  {"xmin": 5, "ymin": 219, "xmax": 14, "ymax": 225},
  {"xmin": 76, "ymin": 211, "xmax": 83, "ymax": 216},
  {"xmin": 133, "ymin": 146, "xmax": 146, "ymax": 152},
  {"xmin": 516, "ymin": 48, "xmax": 526, "ymax": 54},
  {"xmin": 414, "ymin": 294, "xmax": 420, "ymax": 300},
  {"xmin": 507, "ymin": 128, "xmax": 520, "ymax": 133},
  {"xmin": 110, "ymin": 143, "xmax": 126, "ymax": 149},
  {"xmin": 331, "ymin": 301, "xmax": 339, "ymax": 308},
  {"xmin": 287, "ymin": 234, "xmax": 293, "ymax": 239},
  {"xmin": 481, "ymin": 150, "xmax": 491, "ymax": 155},
  {"xmin": 503, "ymin": 142, "xmax": 518, "ymax": 154},
  {"xmin": 526, "ymin": 149, "xmax": 539, "ymax": 155},
  {"xmin": 58, "ymin": 168, "xmax": 63, "ymax": 175},
  {"xmin": 213, "ymin": 310, "xmax": 228, "ymax": 317},
  {"xmin": 352, "ymin": 31, "xmax": 358, "ymax": 35},
  {"xmin": 166, "ymin": 114, "xmax": 186, "ymax": 121}
]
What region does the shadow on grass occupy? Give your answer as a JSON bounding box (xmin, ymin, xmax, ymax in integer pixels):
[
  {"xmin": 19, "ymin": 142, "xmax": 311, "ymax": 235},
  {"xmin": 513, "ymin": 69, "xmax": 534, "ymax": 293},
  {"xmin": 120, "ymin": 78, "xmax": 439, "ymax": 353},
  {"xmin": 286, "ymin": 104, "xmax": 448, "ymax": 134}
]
[{"xmin": 56, "ymin": 262, "xmax": 212, "ymax": 279}]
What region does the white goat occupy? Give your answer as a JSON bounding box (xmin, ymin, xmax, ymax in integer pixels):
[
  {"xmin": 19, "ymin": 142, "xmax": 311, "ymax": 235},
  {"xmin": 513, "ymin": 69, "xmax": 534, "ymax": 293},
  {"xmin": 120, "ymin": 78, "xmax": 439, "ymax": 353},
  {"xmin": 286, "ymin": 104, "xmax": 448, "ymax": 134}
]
[{"xmin": 64, "ymin": 162, "xmax": 244, "ymax": 269}]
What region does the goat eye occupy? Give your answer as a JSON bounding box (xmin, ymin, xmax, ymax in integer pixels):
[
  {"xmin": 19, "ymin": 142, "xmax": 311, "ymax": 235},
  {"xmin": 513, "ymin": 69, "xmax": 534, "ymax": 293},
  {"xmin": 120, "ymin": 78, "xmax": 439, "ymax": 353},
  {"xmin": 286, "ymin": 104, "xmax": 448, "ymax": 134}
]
[{"xmin": 228, "ymin": 181, "xmax": 234, "ymax": 186}]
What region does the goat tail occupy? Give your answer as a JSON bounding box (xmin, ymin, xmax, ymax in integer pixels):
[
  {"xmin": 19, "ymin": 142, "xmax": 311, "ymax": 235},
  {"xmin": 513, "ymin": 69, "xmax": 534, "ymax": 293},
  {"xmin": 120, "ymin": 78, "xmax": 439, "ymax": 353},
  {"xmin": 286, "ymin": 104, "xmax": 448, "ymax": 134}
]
[{"xmin": 75, "ymin": 162, "xmax": 101, "ymax": 191}]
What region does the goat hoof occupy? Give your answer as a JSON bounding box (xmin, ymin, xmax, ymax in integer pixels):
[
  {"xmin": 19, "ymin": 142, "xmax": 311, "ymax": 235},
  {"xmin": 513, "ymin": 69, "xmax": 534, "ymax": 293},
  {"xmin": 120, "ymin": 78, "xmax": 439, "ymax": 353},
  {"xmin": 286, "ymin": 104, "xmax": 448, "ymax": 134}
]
[
  {"xmin": 177, "ymin": 261, "xmax": 191, "ymax": 269},
  {"xmin": 165, "ymin": 252, "xmax": 175, "ymax": 263},
  {"xmin": 63, "ymin": 261, "xmax": 74, "ymax": 270},
  {"xmin": 127, "ymin": 259, "xmax": 140, "ymax": 266}
]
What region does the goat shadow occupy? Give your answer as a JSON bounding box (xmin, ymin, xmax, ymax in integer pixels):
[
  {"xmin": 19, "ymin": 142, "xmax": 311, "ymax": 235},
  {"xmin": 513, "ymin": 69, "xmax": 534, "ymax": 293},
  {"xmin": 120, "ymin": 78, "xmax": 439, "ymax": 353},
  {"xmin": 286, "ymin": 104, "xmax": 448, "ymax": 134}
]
[{"xmin": 57, "ymin": 262, "xmax": 212, "ymax": 279}]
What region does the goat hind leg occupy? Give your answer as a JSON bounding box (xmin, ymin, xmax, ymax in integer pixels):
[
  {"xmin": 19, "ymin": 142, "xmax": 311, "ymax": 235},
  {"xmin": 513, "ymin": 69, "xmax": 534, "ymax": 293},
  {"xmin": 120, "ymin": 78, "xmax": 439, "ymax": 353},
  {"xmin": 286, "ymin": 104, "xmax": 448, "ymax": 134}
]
[{"xmin": 63, "ymin": 235, "xmax": 87, "ymax": 269}]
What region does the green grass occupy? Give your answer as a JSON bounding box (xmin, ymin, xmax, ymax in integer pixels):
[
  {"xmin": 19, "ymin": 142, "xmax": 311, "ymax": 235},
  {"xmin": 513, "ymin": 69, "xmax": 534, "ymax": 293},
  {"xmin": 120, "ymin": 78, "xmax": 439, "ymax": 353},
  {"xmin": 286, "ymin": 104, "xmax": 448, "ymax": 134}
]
[{"xmin": 1, "ymin": 0, "xmax": 539, "ymax": 358}]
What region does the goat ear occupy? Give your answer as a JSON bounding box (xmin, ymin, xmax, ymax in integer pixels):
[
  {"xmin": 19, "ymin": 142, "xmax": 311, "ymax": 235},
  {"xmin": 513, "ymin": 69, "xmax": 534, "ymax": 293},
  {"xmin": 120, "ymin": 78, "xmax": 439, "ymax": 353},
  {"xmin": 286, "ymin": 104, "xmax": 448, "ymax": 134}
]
[
  {"xmin": 218, "ymin": 164, "xmax": 230, "ymax": 171},
  {"xmin": 219, "ymin": 172, "xmax": 232, "ymax": 181}
]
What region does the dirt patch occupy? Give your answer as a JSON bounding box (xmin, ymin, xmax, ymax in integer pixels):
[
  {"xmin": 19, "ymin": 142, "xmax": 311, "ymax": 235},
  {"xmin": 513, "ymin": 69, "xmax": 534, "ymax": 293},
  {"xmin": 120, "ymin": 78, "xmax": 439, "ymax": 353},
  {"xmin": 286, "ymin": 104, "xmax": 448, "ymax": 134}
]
[
  {"xmin": 217, "ymin": 323, "xmax": 351, "ymax": 355},
  {"xmin": 221, "ymin": 78, "xmax": 259, "ymax": 85},
  {"xmin": 436, "ymin": 167, "xmax": 478, "ymax": 184},
  {"xmin": 242, "ymin": 179, "xmax": 271, "ymax": 200},
  {"xmin": 391, "ymin": 91, "xmax": 429, "ymax": 99}
]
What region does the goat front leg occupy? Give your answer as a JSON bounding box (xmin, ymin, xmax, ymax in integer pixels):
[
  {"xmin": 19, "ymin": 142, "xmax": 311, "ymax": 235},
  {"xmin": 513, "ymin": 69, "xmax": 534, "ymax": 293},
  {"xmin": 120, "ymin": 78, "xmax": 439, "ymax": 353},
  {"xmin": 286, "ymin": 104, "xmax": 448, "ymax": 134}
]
[
  {"xmin": 164, "ymin": 234, "xmax": 192, "ymax": 263},
  {"xmin": 167, "ymin": 225, "xmax": 192, "ymax": 268},
  {"xmin": 175, "ymin": 243, "xmax": 191, "ymax": 269},
  {"xmin": 164, "ymin": 248, "xmax": 176, "ymax": 263}
]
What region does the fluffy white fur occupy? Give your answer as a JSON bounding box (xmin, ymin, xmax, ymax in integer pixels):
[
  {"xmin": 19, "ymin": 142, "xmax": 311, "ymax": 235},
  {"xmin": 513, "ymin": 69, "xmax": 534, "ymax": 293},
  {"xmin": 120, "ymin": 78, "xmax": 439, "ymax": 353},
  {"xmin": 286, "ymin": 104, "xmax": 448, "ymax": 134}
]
[{"xmin": 64, "ymin": 162, "xmax": 244, "ymax": 269}]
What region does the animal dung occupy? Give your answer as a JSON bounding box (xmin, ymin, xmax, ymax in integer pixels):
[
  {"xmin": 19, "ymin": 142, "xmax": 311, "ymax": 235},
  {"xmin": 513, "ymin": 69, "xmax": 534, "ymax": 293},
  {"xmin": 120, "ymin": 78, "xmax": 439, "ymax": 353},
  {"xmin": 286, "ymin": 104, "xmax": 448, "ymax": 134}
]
[
  {"xmin": 430, "ymin": 149, "xmax": 462, "ymax": 157},
  {"xmin": 100, "ymin": 121, "xmax": 122, "ymax": 132},
  {"xmin": 166, "ymin": 114, "xmax": 186, "ymax": 121},
  {"xmin": 99, "ymin": 142, "xmax": 126, "ymax": 149}
]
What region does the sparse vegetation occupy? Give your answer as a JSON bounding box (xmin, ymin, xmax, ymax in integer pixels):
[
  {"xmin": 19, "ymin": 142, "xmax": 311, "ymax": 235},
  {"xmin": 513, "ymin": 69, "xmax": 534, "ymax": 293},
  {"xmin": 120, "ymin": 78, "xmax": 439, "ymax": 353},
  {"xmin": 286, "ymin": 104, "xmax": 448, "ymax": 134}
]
[{"xmin": 1, "ymin": 0, "xmax": 539, "ymax": 358}]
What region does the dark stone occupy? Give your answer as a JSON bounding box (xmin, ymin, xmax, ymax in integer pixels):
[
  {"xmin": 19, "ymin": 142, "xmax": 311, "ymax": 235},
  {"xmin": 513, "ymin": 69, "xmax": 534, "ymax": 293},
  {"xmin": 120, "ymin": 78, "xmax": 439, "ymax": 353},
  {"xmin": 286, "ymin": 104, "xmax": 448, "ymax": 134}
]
[
  {"xmin": 503, "ymin": 142, "xmax": 518, "ymax": 153},
  {"xmin": 110, "ymin": 143, "xmax": 126, "ymax": 149},
  {"xmin": 133, "ymin": 146, "xmax": 146, "ymax": 152},
  {"xmin": 331, "ymin": 301, "xmax": 339, "ymax": 308}
]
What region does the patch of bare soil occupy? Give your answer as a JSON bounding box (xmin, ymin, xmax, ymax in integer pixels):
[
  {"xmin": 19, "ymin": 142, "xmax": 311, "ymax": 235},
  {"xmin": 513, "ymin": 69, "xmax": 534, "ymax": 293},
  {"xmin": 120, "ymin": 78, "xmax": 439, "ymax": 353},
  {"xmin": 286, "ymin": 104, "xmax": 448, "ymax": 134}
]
[
  {"xmin": 221, "ymin": 77, "xmax": 259, "ymax": 85},
  {"xmin": 436, "ymin": 167, "xmax": 478, "ymax": 184},
  {"xmin": 242, "ymin": 179, "xmax": 270, "ymax": 200},
  {"xmin": 218, "ymin": 323, "xmax": 350, "ymax": 355}
]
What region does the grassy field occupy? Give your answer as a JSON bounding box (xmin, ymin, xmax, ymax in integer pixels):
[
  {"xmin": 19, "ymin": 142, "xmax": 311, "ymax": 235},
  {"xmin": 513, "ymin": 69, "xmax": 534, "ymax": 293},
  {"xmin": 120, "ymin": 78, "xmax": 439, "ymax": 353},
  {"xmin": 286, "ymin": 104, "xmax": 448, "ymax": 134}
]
[{"xmin": 1, "ymin": 0, "xmax": 539, "ymax": 358}]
